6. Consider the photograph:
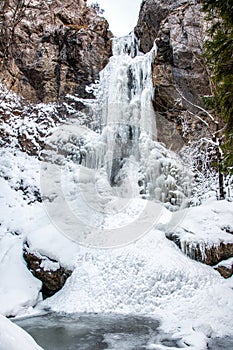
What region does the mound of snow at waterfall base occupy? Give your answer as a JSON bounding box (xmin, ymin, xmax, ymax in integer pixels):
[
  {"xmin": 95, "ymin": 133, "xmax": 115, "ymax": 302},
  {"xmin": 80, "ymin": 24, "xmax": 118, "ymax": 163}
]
[{"xmin": 0, "ymin": 149, "xmax": 233, "ymax": 350}]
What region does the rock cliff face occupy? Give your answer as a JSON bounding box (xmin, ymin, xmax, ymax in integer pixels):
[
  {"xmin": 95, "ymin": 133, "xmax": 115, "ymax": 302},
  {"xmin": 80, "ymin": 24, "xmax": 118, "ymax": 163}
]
[
  {"xmin": 135, "ymin": 0, "xmax": 219, "ymax": 149},
  {"xmin": 135, "ymin": 0, "xmax": 190, "ymax": 53},
  {"xmin": 0, "ymin": 0, "xmax": 112, "ymax": 103}
]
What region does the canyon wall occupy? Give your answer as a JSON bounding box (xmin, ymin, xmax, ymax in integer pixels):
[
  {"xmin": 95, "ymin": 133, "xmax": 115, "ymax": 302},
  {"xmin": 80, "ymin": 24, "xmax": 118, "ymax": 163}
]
[
  {"xmin": 0, "ymin": 0, "xmax": 112, "ymax": 103},
  {"xmin": 135, "ymin": 0, "xmax": 219, "ymax": 149}
]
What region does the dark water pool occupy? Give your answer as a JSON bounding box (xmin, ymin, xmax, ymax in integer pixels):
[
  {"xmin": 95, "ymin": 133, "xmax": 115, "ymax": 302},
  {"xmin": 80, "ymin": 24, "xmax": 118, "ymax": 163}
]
[
  {"xmin": 14, "ymin": 313, "xmax": 184, "ymax": 350},
  {"xmin": 208, "ymin": 337, "xmax": 233, "ymax": 350},
  {"xmin": 14, "ymin": 313, "xmax": 233, "ymax": 350}
]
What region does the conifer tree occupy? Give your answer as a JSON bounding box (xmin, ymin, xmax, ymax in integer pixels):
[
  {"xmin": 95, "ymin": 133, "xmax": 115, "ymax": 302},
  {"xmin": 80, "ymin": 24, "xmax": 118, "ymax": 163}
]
[{"xmin": 201, "ymin": 0, "xmax": 233, "ymax": 176}]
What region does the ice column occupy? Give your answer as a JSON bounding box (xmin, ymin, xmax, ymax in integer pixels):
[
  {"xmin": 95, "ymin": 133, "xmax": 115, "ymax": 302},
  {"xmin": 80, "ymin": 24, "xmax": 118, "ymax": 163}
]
[{"xmin": 95, "ymin": 32, "xmax": 157, "ymax": 183}]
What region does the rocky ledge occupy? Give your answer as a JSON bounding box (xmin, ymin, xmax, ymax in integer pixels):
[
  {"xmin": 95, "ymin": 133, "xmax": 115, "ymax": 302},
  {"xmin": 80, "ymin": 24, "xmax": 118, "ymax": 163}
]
[
  {"xmin": 23, "ymin": 242, "xmax": 72, "ymax": 299},
  {"xmin": 165, "ymin": 198, "xmax": 233, "ymax": 278},
  {"xmin": 166, "ymin": 233, "xmax": 233, "ymax": 278}
]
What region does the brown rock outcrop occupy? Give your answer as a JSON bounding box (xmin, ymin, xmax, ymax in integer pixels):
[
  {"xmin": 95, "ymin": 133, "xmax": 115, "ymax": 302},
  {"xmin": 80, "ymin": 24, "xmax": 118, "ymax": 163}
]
[
  {"xmin": 135, "ymin": 0, "xmax": 220, "ymax": 150},
  {"xmin": 166, "ymin": 232, "xmax": 233, "ymax": 278},
  {"xmin": 0, "ymin": 0, "xmax": 112, "ymax": 103},
  {"xmin": 23, "ymin": 242, "xmax": 72, "ymax": 299},
  {"xmin": 215, "ymin": 263, "xmax": 233, "ymax": 279}
]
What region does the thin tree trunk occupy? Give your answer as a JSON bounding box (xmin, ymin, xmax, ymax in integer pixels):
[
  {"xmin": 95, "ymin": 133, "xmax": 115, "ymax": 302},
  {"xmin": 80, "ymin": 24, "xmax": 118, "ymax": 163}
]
[{"xmin": 218, "ymin": 165, "xmax": 225, "ymax": 199}]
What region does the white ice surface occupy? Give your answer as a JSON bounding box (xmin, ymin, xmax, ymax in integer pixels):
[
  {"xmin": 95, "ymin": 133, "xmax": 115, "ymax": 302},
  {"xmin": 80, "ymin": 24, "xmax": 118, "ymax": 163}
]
[
  {"xmin": 41, "ymin": 228, "xmax": 233, "ymax": 349},
  {"xmin": 0, "ymin": 233, "xmax": 41, "ymax": 317},
  {"xmin": 215, "ymin": 257, "xmax": 233, "ymax": 269},
  {"xmin": 1, "ymin": 148, "xmax": 233, "ymax": 350},
  {"xmin": 0, "ymin": 149, "xmax": 79, "ymax": 317},
  {"xmin": 0, "ymin": 315, "xmax": 43, "ymax": 350}
]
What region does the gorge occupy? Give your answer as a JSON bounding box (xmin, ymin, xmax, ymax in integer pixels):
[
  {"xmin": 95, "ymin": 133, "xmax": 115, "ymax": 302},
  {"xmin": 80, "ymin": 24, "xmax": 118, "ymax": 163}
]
[{"xmin": 0, "ymin": 1, "xmax": 233, "ymax": 350}]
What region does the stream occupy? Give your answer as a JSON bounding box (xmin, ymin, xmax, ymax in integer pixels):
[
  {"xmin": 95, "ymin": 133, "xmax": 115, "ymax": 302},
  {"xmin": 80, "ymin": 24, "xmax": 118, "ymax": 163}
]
[
  {"xmin": 14, "ymin": 313, "xmax": 233, "ymax": 350},
  {"xmin": 15, "ymin": 313, "xmax": 184, "ymax": 350}
]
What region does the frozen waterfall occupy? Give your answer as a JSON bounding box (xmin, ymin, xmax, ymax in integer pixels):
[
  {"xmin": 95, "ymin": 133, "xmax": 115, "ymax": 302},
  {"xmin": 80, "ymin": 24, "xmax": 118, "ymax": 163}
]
[
  {"xmin": 47, "ymin": 33, "xmax": 191, "ymax": 206},
  {"xmin": 41, "ymin": 32, "xmax": 192, "ymax": 247}
]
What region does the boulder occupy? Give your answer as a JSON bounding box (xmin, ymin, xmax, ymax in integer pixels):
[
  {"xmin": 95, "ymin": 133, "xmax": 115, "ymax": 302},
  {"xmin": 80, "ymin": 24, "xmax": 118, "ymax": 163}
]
[
  {"xmin": 214, "ymin": 258, "xmax": 233, "ymax": 279},
  {"xmin": 23, "ymin": 242, "xmax": 72, "ymax": 299}
]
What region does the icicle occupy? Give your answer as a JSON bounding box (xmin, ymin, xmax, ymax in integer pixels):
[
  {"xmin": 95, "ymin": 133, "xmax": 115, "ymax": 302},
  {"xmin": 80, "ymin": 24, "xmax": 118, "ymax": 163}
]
[
  {"xmin": 52, "ymin": 31, "xmax": 192, "ymax": 208},
  {"xmin": 112, "ymin": 31, "xmax": 141, "ymax": 58}
]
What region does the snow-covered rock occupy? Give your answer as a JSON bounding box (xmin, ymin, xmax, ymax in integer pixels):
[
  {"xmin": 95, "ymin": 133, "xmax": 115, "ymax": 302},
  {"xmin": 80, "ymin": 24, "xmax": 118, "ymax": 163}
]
[
  {"xmin": 0, "ymin": 233, "xmax": 42, "ymax": 317},
  {"xmin": 166, "ymin": 196, "xmax": 233, "ymax": 270},
  {"xmin": 0, "ymin": 315, "xmax": 43, "ymax": 350},
  {"xmin": 214, "ymin": 257, "xmax": 233, "ymax": 278},
  {"xmin": 0, "ymin": 149, "xmax": 79, "ymax": 316},
  {"xmin": 23, "ymin": 243, "xmax": 72, "ymax": 298}
]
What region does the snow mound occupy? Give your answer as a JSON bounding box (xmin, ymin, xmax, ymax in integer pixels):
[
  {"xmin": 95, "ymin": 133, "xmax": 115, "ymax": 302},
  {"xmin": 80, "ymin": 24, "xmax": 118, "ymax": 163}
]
[
  {"xmin": 0, "ymin": 233, "xmax": 41, "ymax": 317},
  {"xmin": 42, "ymin": 229, "xmax": 233, "ymax": 348},
  {"xmin": 0, "ymin": 315, "xmax": 43, "ymax": 350}
]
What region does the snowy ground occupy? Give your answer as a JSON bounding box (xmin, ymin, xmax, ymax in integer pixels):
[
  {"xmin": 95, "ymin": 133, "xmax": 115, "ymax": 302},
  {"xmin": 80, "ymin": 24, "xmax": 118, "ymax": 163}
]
[
  {"xmin": 41, "ymin": 229, "xmax": 233, "ymax": 350},
  {"xmin": 0, "ymin": 315, "xmax": 43, "ymax": 350},
  {"xmin": 0, "ymin": 148, "xmax": 233, "ymax": 350},
  {"xmin": 0, "ymin": 148, "xmax": 79, "ymax": 317},
  {"xmin": 168, "ymin": 194, "xmax": 233, "ymax": 247}
]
